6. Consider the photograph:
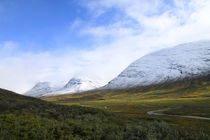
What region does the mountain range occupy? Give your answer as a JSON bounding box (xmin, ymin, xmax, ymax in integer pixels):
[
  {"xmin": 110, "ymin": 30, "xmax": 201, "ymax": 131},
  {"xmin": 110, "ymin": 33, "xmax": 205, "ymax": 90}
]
[
  {"xmin": 105, "ymin": 40, "xmax": 210, "ymax": 89},
  {"xmin": 25, "ymin": 40, "xmax": 210, "ymax": 97},
  {"xmin": 25, "ymin": 77, "xmax": 103, "ymax": 97}
]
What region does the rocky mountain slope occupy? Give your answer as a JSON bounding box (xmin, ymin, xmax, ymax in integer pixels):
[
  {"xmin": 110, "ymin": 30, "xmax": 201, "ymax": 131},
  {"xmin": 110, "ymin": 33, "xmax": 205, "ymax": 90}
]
[{"xmin": 105, "ymin": 40, "xmax": 210, "ymax": 89}]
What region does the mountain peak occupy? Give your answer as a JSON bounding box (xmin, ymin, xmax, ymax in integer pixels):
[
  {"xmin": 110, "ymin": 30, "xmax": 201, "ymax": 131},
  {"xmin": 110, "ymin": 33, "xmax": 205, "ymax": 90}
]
[
  {"xmin": 64, "ymin": 78, "xmax": 82, "ymax": 88},
  {"xmin": 25, "ymin": 82, "xmax": 52, "ymax": 97},
  {"xmin": 60, "ymin": 77, "xmax": 103, "ymax": 94},
  {"xmin": 64, "ymin": 77, "xmax": 95, "ymax": 88}
]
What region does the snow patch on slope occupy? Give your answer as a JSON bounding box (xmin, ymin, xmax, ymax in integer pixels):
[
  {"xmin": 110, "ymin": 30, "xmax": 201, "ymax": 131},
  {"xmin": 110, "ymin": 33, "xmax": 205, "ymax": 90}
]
[{"xmin": 105, "ymin": 40, "xmax": 210, "ymax": 89}]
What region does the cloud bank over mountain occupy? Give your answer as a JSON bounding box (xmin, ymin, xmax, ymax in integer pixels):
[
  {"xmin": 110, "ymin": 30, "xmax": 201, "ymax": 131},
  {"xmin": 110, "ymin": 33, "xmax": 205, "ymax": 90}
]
[{"xmin": 0, "ymin": 0, "xmax": 210, "ymax": 93}]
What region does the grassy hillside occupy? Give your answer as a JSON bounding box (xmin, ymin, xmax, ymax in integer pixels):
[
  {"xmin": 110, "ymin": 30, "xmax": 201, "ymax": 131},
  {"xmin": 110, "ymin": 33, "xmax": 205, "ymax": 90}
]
[
  {"xmin": 43, "ymin": 75, "xmax": 210, "ymax": 135},
  {"xmin": 1, "ymin": 88, "xmax": 209, "ymax": 139}
]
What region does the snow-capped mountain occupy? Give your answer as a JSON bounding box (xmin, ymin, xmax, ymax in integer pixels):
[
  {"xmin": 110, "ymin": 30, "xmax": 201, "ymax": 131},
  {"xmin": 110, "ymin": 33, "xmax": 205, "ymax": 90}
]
[
  {"xmin": 104, "ymin": 40, "xmax": 210, "ymax": 89},
  {"xmin": 25, "ymin": 78, "xmax": 103, "ymax": 97},
  {"xmin": 64, "ymin": 78, "xmax": 102, "ymax": 92},
  {"xmin": 25, "ymin": 82, "xmax": 53, "ymax": 97},
  {"xmin": 44, "ymin": 78, "xmax": 103, "ymax": 96}
]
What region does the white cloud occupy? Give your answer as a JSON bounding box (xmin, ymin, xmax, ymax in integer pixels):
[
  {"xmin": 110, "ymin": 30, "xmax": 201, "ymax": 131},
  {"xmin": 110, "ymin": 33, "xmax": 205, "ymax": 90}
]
[
  {"xmin": 69, "ymin": 19, "xmax": 83, "ymax": 30},
  {"xmin": 1, "ymin": 0, "xmax": 210, "ymax": 93},
  {"xmin": 0, "ymin": 51, "xmax": 83, "ymax": 93},
  {"xmin": 81, "ymin": 21, "xmax": 137, "ymax": 38},
  {"xmin": 76, "ymin": 0, "xmax": 210, "ymax": 84},
  {"xmin": 0, "ymin": 41, "xmax": 18, "ymax": 50},
  {"xmin": 80, "ymin": 0, "xmax": 210, "ymax": 49}
]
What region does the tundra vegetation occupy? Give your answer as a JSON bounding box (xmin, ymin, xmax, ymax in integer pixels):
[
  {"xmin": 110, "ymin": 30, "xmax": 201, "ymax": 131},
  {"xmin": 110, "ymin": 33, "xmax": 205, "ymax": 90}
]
[
  {"xmin": 0, "ymin": 75, "xmax": 210, "ymax": 139},
  {"xmin": 44, "ymin": 75, "xmax": 210, "ymax": 137}
]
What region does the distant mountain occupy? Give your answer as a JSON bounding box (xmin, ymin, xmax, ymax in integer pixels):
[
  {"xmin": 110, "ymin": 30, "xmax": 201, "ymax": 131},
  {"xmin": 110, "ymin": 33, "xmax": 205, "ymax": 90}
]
[
  {"xmin": 64, "ymin": 78, "xmax": 102, "ymax": 92},
  {"xmin": 104, "ymin": 40, "xmax": 210, "ymax": 89},
  {"xmin": 42, "ymin": 77, "xmax": 103, "ymax": 97},
  {"xmin": 24, "ymin": 82, "xmax": 54, "ymax": 97},
  {"xmin": 25, "ymin": 78, "xmax": 103, "ymax": 97}
]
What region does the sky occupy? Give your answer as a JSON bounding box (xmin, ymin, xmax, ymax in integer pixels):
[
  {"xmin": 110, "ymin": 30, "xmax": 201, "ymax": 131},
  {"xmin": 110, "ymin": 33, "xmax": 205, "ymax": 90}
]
[{"xmin": 0, "ymin": 0, "xmax": 210, "ymax": 93}]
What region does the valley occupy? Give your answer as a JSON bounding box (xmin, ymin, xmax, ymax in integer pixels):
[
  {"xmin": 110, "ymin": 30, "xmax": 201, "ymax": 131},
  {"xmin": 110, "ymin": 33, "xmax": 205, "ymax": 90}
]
[
  {"xmin": 43, "ymin": 75, "xmax": 210, "ymax": 134},
  {"xmin": 2, "ymin": 88, "xmax": 209, "ymax": 139},
  {"xmin": 1, "ymin": 41, "xmax": 210, "ymax": 139},
  {"xmin": 1, "ymin": 0, "xmax": 210, "ymax": 139}
]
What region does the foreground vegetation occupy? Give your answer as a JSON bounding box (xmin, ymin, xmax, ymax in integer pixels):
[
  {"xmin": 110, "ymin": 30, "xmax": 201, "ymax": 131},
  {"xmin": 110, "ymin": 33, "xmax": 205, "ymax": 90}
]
[
  {"xmin": 44, "ymin": 75, "xmax": 210, "ymax": 135},
  {"xmin": 1, "ymin": 88, "xmax": 210, "ymax": 139}
]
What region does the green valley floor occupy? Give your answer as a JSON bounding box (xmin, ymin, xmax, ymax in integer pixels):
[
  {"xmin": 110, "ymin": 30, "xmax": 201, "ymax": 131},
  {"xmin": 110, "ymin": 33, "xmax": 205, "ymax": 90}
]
[{"xmin": 44, "ymin": 75, "xmax": 210, "ymax": 135}]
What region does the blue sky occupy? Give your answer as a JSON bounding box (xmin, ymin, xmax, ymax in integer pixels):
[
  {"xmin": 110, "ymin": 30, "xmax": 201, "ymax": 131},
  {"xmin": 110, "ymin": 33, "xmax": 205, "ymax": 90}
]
[
  {"xmin": 1, "ymin": 0, "xmax": 210, "ymax": 93},
  {"xmin": 0, "ymin": 0, "xmax": 91, "ymax": 51},
  {"xmin": 0, "ymin": 0, "xmax": 175, "ymax": 52}
]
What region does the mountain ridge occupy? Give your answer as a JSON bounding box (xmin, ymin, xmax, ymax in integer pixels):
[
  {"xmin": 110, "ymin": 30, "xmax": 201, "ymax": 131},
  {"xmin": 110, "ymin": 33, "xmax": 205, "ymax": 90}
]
[
  {"xmin": 24, "ymin": 82, "xmax": 54, "ymax": 97},
  {"xmin": 25, "ymin": 77, "xmax": 103, "ymax": 97},
  {"xmin": 104, "ymin": 40, "xmax": 210, "ymax": 89}
]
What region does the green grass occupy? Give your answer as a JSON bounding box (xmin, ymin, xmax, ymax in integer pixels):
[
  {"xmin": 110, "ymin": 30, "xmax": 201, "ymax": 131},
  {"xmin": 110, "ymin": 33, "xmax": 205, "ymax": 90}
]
[
  {"xmin": 43, "ymin": 75, "xmax": 210, "ymax": 135},
  {"xmin": 1, "ymin": 88, "xmax": 209, "ymax": 139}
]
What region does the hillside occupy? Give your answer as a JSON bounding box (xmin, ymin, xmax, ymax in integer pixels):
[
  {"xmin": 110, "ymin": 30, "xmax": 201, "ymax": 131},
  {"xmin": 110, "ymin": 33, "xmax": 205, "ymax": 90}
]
[
  {"xmin": 105, "ymin": 41, "xmax": 210, "ymax": 89},
  {"xmin": 43, "ymin": 75, "xmax": 210, "ymax": 135},
  {"xmin": 45, "ymin": 75, "xmax": 210, "ymax": 102},
  {"xmin": 24, "ymin": 82, "xmax": 54, "ymax": 97},
  {"xmin": 1, "ymin": 88, "xmax": 208, "ymax": 139}
]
